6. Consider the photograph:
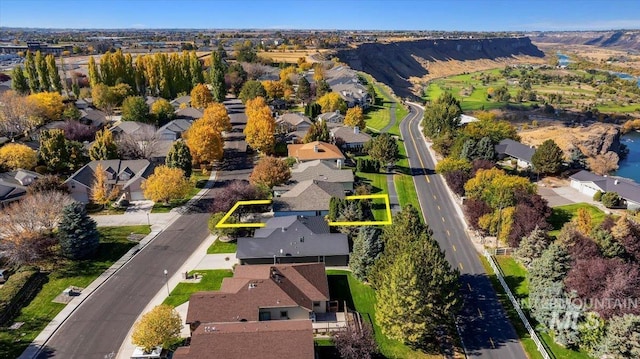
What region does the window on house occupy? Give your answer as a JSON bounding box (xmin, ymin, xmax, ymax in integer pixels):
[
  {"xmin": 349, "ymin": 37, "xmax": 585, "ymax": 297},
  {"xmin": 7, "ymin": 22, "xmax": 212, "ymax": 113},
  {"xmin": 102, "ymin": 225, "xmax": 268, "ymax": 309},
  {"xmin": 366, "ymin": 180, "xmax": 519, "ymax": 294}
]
[
  {"xmin": 313, "ymin": 301, "xmax": 320, "ymax": 307},
  {"xmin": 280, "ymin": 311, "xmax": 288, "ymax": 318}
]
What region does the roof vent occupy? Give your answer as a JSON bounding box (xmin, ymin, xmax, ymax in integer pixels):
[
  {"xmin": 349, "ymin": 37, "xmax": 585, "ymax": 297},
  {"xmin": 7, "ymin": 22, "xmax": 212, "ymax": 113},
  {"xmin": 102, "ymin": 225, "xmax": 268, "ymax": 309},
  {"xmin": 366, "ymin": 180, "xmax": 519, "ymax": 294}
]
[
  {"xmin": 249, "ymin": 283, "xmax": 257, "ymax": 289},
  {"xmin": 300, "ymin": 236, "xmax": 305, "ymax": 243},
  {"xmin": 281, "ymin": 227, "xmax": 286, "ymax": 232},
  {"xmin": 615, "ymin": 179, "xmax": 619, "ymax": 185},
  {"xmin": 314, "ymin": 145, "xmax": 319, "ymax": 152}
]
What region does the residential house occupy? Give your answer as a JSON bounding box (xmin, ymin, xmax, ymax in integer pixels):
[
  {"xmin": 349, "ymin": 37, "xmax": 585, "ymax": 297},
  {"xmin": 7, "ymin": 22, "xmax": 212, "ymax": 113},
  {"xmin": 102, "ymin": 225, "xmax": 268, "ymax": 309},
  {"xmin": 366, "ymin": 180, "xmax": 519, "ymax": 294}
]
[
  {"xmin": 494, "ymin": 139, "xmax": 536, "ymax": 169},
  {"xmin": 270, "ymin": 98, "xmax": 287, "ymax": 111},
  {"xmin": 65, "ymin": 159, "xmax": 156, "ymax": 203},
  {"xmin": 79, "ymin": 108, "xmax": 109, "ymax": 129},
  {"xmin": 0, "ymin": 169, "xmax": 40, "ymax": 207},
  {"xmin": 272, "ymin": 180, "xmax": 345, "ymax": 217},
  {"xmin": 237, "ymin": 216, "xmax": 349, "ymax": 266},
  {"xmin": 74, "ymin": 98, "xmax": 90, "ymax": 110},
  {"xmin": 156, "ymin": 119, "xmax": 193, "ymax": 140},
  {"xmin": 174, "ymin": 107, "xmax": 203, "ymax": 121},
  {"xmin": 274, "ymin": 160, "xmax": 354, "ymax": 196},
  {"xmin": 330, "ymin": 126, "xmax": 371, "ymax": 152},
  {"xmin": 317, "ymin": 111, "xmax": 344, "ymax": 126},
  {"xmin": 570, "ymin": 170, "xmax": 640, "ymax": 210},
  {"xmin": 170, "ymin": 95, "xmax": 191, "ymax": 109},
  {"xmin": 287, "ymin": 141, "xmax": 345, "ymax": 166},
  {"xmin": 109, "ymin": 121, "xmax": 152, "ymax": 138},
  {"xmin": 324, "ymin": 66, "xmax": 370, "ymax": 109},
  {"xmin": 276, "ymin": 113, "xmax": 313, "ymax": 143},
  {"xmin": 145, "ymin": 96, "xmax": 159, "ymax": 108},
  {"xmin": 176, "ymin": 262, "xmax": 331, "ymax": 359}
]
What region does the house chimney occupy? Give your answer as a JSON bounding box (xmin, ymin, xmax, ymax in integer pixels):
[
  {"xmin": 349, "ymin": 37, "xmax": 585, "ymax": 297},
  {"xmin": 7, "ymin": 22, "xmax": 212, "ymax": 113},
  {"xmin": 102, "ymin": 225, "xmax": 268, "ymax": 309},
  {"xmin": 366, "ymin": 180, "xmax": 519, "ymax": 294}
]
[
  {"xmin": 354, "ymin": 126, "xmax": 359, "ymax": 134},
  {"xmin": 337, "ymin": 159, "xmax": 343, "ymax": 169},
  {"xmin": 615, "ymin": 179, "xmax": 619, "ymax": 185},
  {"xmin": 314, "ymin": 145, "xmax": 319, "ymax": 152},
  {"xmin": 281, "ymin": 227, "xmax": 285, "ymax": 232}
]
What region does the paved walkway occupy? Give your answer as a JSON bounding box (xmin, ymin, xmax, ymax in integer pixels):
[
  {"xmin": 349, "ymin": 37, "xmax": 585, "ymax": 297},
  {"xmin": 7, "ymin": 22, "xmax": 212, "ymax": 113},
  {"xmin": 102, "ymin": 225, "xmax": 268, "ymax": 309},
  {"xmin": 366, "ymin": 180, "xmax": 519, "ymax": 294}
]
[
  {"xmin": 379, "ymin": 102, "xmax": 397, "ymax": 133},
  {"xmin": 379, "ymin": 100, "xmax": 401, "ymax": 214},
  {"xmin": 19, "ymin": 172, "xmax": 217, "ymax": 359}
]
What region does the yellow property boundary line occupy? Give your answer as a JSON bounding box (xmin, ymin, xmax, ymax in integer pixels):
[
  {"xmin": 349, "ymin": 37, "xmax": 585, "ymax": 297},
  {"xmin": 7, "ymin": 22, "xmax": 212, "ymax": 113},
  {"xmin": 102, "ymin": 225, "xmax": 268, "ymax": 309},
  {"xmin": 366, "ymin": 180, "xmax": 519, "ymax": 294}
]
[{"xmin": 215, "ymin": 194, "xmax": 392, "ymax": 228}]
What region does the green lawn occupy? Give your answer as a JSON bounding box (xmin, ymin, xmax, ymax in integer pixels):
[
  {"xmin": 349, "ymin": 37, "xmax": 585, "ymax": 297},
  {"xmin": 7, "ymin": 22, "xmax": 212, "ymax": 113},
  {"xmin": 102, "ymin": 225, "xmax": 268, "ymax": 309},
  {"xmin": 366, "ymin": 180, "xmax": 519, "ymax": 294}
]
[
  {"xmin": 365, "ymin": 104, "xmax": 392, "ymax": 131},
  {"xmin": 206, "ymin": 240, "xmax": 237, "ymax": 254},
  {"xmin": 162, "ymin": 269, "xmax": 233, "ymax": 307},
  {"xmin": 488, "ymin": 255, "xmax": 593, "ymax": 359},
  {"xmin": 326, "ymin": 270, "xmax": 439, "ymax": 359},
  {"xmin": 547, "ymin": 203, "xmax": 606, "ymax": 237},
  {"xmin": 151, "ymin": 170, "xmax": 210, "ymax": 213},
  {"xmin": 0, "ymin": 225, "xmax": 151, "ymax": 359},
  {"xmin": 356, "ymin": 171, "xmax": 390, "ymax": 221}
]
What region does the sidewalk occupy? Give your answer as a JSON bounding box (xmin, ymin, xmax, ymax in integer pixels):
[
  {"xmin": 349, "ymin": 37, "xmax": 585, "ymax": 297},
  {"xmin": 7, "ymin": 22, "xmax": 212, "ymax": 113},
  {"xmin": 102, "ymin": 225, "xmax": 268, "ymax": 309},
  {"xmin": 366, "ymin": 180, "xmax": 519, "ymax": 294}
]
[
  {"xmin": 117, "ymin": 235, "xmax": 239, "ymax": 358},
  {"xmin": 19, "ymin": 171, "xmax": 217, "ymax": 359}
]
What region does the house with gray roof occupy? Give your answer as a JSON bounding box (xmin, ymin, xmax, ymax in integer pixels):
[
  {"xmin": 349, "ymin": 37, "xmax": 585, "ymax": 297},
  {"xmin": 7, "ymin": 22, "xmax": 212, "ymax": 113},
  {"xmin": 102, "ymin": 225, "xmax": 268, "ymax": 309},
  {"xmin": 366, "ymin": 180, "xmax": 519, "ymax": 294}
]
[
  {"xmin": 570, "ymin": 170, "xmax": 640, "ymax": 210},
  {"xmin": 237, "ymin": 216, "xmax": 349, "ymax": 266},
  {"xmin": 174, "ymin": 106, "xmax": 203, "ymax": 121},
  {"xmin": 65, "ymin": 160, "xmax": 156, "ymax": 203},
  {"xmin": 494, "ymin": 138, "xmax": 536, "ymax": 169},
  {"xmin": 170, "ymin": 95, "xmax": 191, "ymax": 109},
  {"xmin": 80, "ymin": 108, "xmax": 109, "ymax": 129},
  {"xmin": 0, "ymin": 169, "xmax": 40, "ymax": 207},
  {"xmin": 330, "ymin": 126, "xmax": 371, "ymax": 152},
  {"xmin": 317, "ymin": 111, "xmax": 344, "ymax": 125},
  {"xmin": 156, "ymin": 119, "xmax": 193, "ymax": 140},
  {"xmin": 109, "ymin": 121, "xmax": 153, "ymax": 137},
  {"xmin": 272, "ymin": 180, "xmax": 345, "ymax": 217},
  {"xmin": 276, "ymin": 113, "xmax": 313, "ymax": 144},
  {"xmin": 274, "ymin": 160, "xmax": 354, "ymax": 196}
]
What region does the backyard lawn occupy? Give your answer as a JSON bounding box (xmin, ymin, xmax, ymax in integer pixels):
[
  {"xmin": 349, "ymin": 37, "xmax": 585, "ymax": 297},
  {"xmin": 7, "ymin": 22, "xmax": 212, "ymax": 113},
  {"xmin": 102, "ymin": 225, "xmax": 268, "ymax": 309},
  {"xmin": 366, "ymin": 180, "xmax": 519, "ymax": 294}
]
[
  {"xmin": 326, "ymin": 270, "xmax": 440, "ymax": 359},
  {"xmin": 162, "ymin": 269, "xmax": 233, "ymax": 307},
  {"xmin": 547, "ymin": 202, "xmax": 606, "ymax": 237},
  {"xmin": 0, "ymin": 225, "xmax": 151, "ymax": 359},
  {"xmin": 356, "ymin": 171, "xmax": 390, "ymax": 221},
  {"xmin": 206, "ymin": 240, "xmax": 237, "ymax": 254}
]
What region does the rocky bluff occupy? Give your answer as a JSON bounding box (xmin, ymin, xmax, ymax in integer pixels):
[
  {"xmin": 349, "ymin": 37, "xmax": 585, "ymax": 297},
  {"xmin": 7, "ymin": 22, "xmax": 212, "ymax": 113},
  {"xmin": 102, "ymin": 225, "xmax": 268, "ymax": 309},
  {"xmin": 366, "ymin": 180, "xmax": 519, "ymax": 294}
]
[{"xmin": 336, "ymin": 37, "xmax": 544, "ymax": 98}]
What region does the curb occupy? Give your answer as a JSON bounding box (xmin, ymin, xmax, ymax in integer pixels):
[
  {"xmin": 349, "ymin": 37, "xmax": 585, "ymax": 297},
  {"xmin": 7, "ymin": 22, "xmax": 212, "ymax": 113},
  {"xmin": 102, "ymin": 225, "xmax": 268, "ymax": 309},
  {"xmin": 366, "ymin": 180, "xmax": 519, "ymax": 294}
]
[{"xmin": 18, "ymin": 172, "xmax": 217, "ymax": 359}]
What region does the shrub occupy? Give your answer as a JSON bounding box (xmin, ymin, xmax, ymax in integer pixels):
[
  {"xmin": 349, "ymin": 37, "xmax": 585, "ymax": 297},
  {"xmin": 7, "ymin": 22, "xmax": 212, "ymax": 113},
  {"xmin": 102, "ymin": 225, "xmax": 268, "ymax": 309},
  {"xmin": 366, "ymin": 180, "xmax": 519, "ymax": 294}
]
[
  {"xmin": 601, "ymin": 191, "xmax": 621, "ymax": 208},
  {"xmin": 0, "ymin": 269, "xmax": 41, "ymax": 325},
  {"xmin": 593, "ymin": 190, "xmax": 603, "ymax": 202}
]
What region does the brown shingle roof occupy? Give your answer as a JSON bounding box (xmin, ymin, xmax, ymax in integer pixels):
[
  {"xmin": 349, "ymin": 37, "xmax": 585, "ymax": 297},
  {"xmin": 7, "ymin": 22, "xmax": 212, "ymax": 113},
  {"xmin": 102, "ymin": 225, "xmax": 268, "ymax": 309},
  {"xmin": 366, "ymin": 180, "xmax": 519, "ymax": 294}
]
[
  {"xmin": 186, "ymin": 263, "xmax": 329, "ymax": 324},
  {"xmin": 173, "ymin": 320, "xmax": 314, "ymax": 359},
  {"xmin": 287, "ymin": 141, "xmax": 345, "ymax": 161}
]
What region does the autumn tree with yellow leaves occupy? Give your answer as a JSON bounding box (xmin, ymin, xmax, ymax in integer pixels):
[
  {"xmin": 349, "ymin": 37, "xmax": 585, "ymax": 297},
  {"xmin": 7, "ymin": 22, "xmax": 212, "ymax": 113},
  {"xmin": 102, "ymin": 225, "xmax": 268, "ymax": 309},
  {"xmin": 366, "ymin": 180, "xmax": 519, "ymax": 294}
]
[
  {"xmin": 202, "ymin": 103, "xmax": 231, "ymax": 133},
  {"xmin": 131, "ymin": 304, "xmax": 182, "ymax": 353},
  {"xmin": 0, "ymin": 143, "xmax": 37, "ymax": 170},
  {"xmin": 317, "ymin": 92, "xmax": 347, "ymax": 114},
  {"xmin": 344, "ymin": 106, "xmax": 365, "ymax": 129},
  {"xmin": 91, "ymin": 163, "xmax": 120, "ymax": 208},
  {"xmin": 183, "ymin": 117, "xmax": 224, "ymax": 165},
  {"xmin": 249, "ymin": 156, "xmax": 291, "ymax": 189},
  {"xmin": 27, "ymin": 91, "xmax": 64, "ymax": 120},
  {"xmin": 244, "ymin": 96, "xmax": 275, "ymax": 153},
  {"xmin": 141, "ymin": 166, "xmax": 191, "ymax": 204},
  {"xmin": 190, "ymin": 83, "xmax": 213, "ymax": 109}
]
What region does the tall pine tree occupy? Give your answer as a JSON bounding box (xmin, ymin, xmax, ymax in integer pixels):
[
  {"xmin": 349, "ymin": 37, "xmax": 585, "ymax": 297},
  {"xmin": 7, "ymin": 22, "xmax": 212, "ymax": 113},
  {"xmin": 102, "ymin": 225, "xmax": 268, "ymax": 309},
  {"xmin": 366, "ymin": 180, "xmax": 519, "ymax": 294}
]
[
  {"xmin": 209, "ymin": 51, "xmax": 226, "ymax": 102},
  {"xmin": 349, "ymin": 227, "xmax": 383, "ymax": 282},
  {"xmin": 58, "ymin": 202, "xmax": 100, "ymax": 260},
  {"xmin": 11, "ymin": 65, "xmax": 29, "ymax": 95}
]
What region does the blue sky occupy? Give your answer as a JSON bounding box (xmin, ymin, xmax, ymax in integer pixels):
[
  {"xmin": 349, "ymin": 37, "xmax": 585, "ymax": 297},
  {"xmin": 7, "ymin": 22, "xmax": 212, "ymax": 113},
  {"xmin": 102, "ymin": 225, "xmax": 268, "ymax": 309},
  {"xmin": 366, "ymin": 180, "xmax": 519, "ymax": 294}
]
[{"xmin": 1, "ymin": 0, "xmax": 639, "ymax": 31}]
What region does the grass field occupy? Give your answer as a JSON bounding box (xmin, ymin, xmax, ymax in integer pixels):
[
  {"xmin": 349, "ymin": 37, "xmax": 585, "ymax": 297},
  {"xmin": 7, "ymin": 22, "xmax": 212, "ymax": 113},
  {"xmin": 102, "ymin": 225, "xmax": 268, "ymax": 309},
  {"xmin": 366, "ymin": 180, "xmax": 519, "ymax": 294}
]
[
  {"xmin": 0, "ymin": 225, "xmax": 151, "ymax": 359},
  {"xmin": 326, "ymin": 270, "xmax": 440, "ymax": 359},
  {"xmin": 162, "ymin": 269, "xmax": 233, "ymax": 307},
  {"xmin": 356, "ymin": 171, "xmax": 391, "ymax": 221},
  {"xmin": 206, "ymin": 240, "xmax": 237, "ymax": 254},
  {"xmin": 547, "ymin": 202, "xmax": 606, "ymax": 237},
  {"xmin": 489, "ymin": 255, "xmax": 592, "ymax": 359}
]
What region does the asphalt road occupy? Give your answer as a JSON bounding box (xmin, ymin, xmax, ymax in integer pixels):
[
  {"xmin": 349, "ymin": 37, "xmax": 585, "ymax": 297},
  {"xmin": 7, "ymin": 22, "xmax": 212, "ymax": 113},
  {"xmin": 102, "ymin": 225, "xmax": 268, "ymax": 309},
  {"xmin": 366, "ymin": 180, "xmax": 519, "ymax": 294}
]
[
  {"xmin": 400, "ymin": 103, "xmax": 526, "ymax": 358},
  {"xmin": 35, "ymin": 98, "xmax": 252, "ymax": 359}
]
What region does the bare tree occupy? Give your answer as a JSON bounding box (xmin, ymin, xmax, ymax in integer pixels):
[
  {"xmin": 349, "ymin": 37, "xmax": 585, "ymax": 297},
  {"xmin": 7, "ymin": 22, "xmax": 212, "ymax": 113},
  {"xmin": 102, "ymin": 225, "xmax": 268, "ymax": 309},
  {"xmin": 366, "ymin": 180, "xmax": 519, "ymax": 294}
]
[
  {"xmin": 587, "ymin": 151, "xmax": 619, "ymax": 175},
  {"xmin": 116, "ymin": 124, "xmax": 161, "ymax": 160},
  {"xmin": 0, "ymin": 91, "xmax": 38, "ymax": 139}
]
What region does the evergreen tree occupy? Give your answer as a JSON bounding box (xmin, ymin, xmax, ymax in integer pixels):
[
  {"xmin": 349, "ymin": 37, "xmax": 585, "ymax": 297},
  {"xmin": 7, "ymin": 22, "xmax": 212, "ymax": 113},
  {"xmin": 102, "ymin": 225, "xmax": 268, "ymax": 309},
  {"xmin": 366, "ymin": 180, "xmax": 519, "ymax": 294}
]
[
  {"xmin": 476, "ymin": 136, "xmax": 495, "ymax": 160},
  {"xmin": 189, "ymin": 51, "xmax": 205, "ymax": 87},
  {"xmin": 238, "ymin": 80, "xmax": 266, "ymax": 103},
  {"xmin": 35, "ymin": 51, "xmax": 51, "ymax": 92},
  {"xmin": 460, "ymin": 138, "xmax": 478, "ymax": 161},
  {"xmin": 47, "ymin": 54, "xmax": 62, "ymax": 93},
  {"xmin": 296, "ymin": 76, "xmax": 311, "ymax": 104},
  {"xmin": 209, "ymin": 51, "xmax": 226, "ymax": 102},
  {"xmin": 304, "ymin": 102, "xmax": 322, "ymax": 119},
  {"xmin": 349, "ymin": 227, "xmax": 383, "ymax": 282},
  {"xmin": 166, "ymin": 141, "xmax": 193, "ymax": 178},
  {"xmin": 58, "ymin": 202, "xmax": 100, "ymax": 260},
  {"xmin": 302, "ymin": 120, "xmax": 330, "ymax": 143},
  {"xmin": 11, "ymin": 65, "xmax": 29, "ymax": 95},
  {"xmin": 367, "ymin": 133, "xmax": 399, "ymax": 167},
  {"xmin": 598, "ymin": 314, "xmax": 640, "ymax": 358},
  {"xmin": 316, "ymin": 79, "xmax": 331, "ymax": 97},
  {"xmin": 376, "ymin": 233, "xmax": 459, "ymax": 348},
  {"xmin": 89, "ymin": 128, "xmax": 119, "ymax": 160},
  {"xmin": 24, "ymin": 51, "xmax": 40, "ymax": 93},
  {"xmin": 514, "ymin": 227, "xmax": 550, "ymax": 268},
  {"xmin": 532, "ymin": 139, "xmax": 564, "ymax": 175}
]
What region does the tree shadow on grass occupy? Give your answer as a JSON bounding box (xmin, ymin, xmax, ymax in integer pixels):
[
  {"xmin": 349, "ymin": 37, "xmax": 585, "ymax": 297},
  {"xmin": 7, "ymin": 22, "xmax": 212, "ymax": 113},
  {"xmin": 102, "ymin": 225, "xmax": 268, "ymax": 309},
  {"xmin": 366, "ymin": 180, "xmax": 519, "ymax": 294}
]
[
  {"xmin": 327, "ymin": 274, "xmax": 355, "ymax": 310},
  {"xmin": 548, "ymin": 208, "xmax": 572, "ymax": 230}
]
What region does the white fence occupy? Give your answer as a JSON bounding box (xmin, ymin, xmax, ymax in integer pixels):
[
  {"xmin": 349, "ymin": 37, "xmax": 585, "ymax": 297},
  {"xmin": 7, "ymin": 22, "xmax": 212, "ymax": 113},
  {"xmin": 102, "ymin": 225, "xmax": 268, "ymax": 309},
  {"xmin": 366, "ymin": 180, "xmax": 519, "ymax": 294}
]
[{"xmin": 483, "ymin": 250, "xmax": 552, "ymax": 359}]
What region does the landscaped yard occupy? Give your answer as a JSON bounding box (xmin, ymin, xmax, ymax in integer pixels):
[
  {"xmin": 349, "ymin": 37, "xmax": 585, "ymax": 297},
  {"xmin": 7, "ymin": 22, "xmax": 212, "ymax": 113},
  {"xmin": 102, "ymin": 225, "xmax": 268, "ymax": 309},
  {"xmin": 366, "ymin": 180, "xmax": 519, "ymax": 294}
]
[
  {"xmin": 355, "ymin": 171, "xmax": 391, "ymax": 221},
  {"xmin": 547, "ymin": 202, "xmax": 606, "ymax": 237},
  {"xmin": 482, "ymin": 255, "xmax": 592, "ymax": 359},
  {"xmin": 326, "ymin": 270, "xmax": 440, "ymax": 359},
  {"xmin": 206, "ymin": 240, "xmax": 237, "ymax": 254},
  {"xmin": 151, "ymin": 170, "xmax": 210, "ymax": 213},
  {"xmin": 0, "ymin": 225, "xmax": 151, "ymax": 359},
  {"xmin": 162, "ymin": 269, "xmax": 233, "ymax": 308}
]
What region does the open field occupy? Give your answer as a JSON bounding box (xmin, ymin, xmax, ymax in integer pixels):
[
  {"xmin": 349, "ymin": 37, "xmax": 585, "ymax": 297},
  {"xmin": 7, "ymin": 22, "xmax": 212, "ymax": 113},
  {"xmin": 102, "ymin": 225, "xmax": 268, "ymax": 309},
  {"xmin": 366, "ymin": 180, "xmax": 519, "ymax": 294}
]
[
  {"xmin": 257, "ymin": 49, "xmax": 330, "ymax": 63},
  {"xmin": 0, "ymin": 225, "xmax": 151, "ymax": 359}
]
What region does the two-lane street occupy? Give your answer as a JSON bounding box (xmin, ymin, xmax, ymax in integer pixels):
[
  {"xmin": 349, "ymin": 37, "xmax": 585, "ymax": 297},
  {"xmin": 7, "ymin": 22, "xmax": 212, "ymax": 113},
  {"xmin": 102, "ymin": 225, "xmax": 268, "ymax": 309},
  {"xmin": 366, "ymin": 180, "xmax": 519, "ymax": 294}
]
[{"xmin": 400, "ymin": 103, "xmax": 526, "ymax": 358}]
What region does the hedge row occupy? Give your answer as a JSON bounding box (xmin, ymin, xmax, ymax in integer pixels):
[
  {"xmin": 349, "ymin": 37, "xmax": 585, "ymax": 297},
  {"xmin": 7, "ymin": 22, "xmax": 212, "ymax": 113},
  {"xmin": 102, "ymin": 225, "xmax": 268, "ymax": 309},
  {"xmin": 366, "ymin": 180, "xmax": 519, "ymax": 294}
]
[
  {"xmin": 356, "ymin": 158, "xmax": 380, "ymax": 173},
  {"xmin": 0, "ymin": 269, "xmax": 45, "ymax": 325}
]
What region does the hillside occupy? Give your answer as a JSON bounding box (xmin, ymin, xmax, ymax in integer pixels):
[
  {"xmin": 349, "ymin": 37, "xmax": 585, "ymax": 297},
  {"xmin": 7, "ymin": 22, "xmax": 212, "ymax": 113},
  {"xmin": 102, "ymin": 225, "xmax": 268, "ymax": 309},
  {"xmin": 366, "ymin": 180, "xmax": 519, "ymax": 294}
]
[
  {"xmin": 532, "ymin": 30, "xmax": 640, "ymax": 51},
  {"xmin": 336, "ymin": 37, "xmax": 545, "ymax": 98}
]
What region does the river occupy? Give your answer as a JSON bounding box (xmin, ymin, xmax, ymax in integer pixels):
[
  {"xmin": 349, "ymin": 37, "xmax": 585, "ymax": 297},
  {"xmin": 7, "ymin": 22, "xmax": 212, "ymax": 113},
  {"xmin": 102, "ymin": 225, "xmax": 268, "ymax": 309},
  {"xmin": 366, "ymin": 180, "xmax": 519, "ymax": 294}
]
[{"xmin": 616, "ymin": 131, "xmax": 640, "ymax": 182}]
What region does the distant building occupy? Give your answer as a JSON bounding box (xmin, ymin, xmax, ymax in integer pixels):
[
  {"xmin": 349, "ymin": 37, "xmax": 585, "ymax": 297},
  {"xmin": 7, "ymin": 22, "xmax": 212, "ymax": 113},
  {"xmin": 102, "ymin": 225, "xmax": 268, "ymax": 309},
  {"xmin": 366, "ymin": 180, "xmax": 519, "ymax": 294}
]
[{"xmin": 0, "ymin": 42, "xmax": 72, "ymax": 55}]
